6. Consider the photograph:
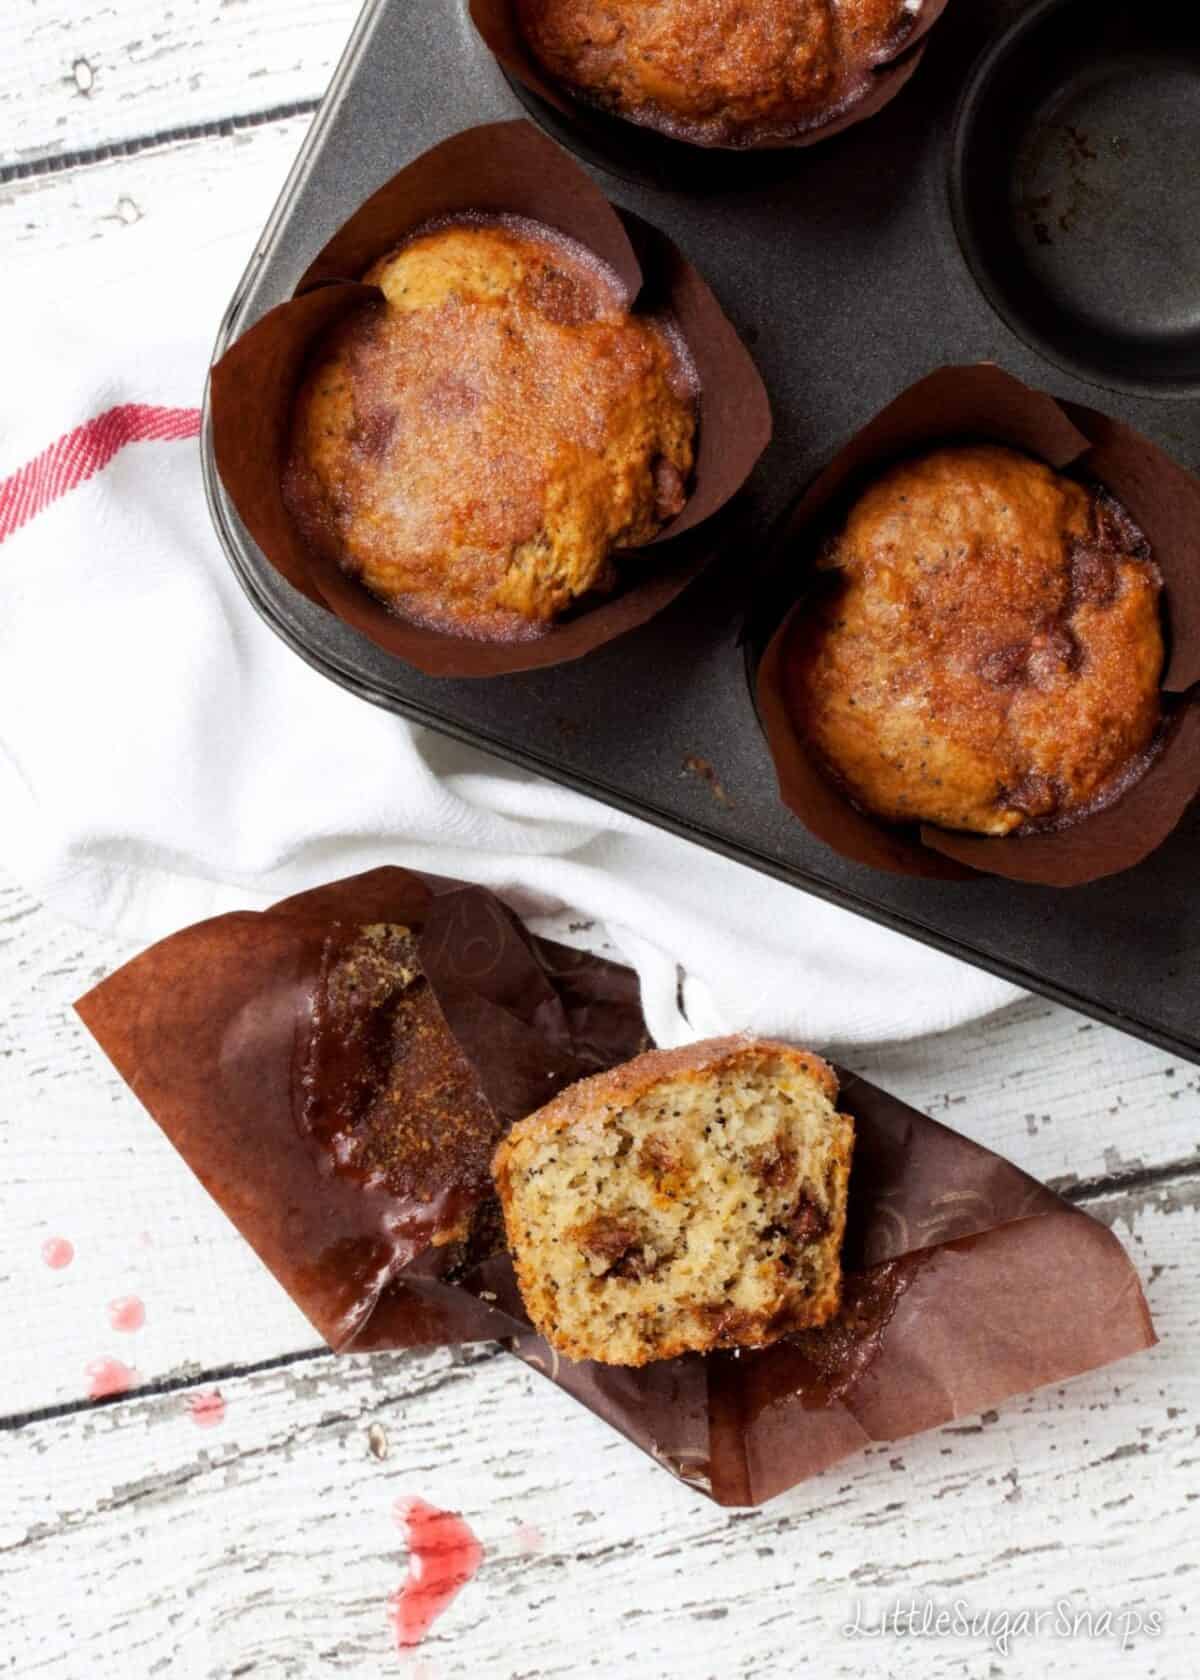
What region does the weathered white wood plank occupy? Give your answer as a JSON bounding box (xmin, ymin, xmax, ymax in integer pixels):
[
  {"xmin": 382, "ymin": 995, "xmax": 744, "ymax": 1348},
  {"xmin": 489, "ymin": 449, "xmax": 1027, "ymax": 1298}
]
[
  {"xmin": 3, "ymin": 866, "xmax": 1197, "ymax": 1420},
  {"xmin": 3, "ymin": 1184, "xmax": 1193, "ymax": 1680},
  {"xmin": 852, "ymin": 1006, "xmax": 1200, "ymax": 1197},
  {"xmin": 0, "ymin": 0, "xmax": 356, "ymax": 172},
  {"xmin": 2, "ymin": 113, "xmax": 310, "ymax": 287},
  {"xmin": 1, "ymin": 873, "xmax": 321, "ymax": 1419}
]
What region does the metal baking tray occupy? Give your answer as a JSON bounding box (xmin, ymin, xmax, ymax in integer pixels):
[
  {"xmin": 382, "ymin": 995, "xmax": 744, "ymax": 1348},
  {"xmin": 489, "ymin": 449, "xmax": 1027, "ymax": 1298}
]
[{"xmin": 201, "ymin": 0, "xmax": 1200, "ymax": 1062}]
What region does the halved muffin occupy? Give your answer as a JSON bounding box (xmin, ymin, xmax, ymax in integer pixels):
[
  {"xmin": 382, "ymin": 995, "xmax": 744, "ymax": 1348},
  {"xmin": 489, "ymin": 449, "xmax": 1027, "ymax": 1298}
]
[{"xmin": 492, "ymin": 1036, "xmax": 853, "ymax": 1366}]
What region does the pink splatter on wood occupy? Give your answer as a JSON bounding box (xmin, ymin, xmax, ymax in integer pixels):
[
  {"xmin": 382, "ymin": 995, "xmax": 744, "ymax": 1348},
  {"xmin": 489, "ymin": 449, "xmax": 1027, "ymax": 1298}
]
[
  {"xmin": 41, "ymin": 1237, "xmax": 74, "ymax": 1269},
  {"xmin": 514, "ymin": 1522, "xmax": 545, "ymax": 1556},
  {"xmin": 387, "ymin": 1497, "xmax": 483, "ymax": 1648},
  {"xmin": 188, "ymin": 1390, "xmax": 226, "ymax": 1429},
  {"xmin": 107, "ymin": 1295, "xmax": 145, "ymax": 1333},
  {"xmin": 85, "ymin": 1358, "xmax": 136, "ymax": 1400}
]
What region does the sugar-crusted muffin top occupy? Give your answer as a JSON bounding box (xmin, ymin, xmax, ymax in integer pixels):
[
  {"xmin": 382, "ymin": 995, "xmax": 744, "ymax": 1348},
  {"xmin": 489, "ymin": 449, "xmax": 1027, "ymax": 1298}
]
[
  {"xmin": 516, "ymin": 0, "xmax": 918, "ymax": 146},
  {"xmin": 783, "ymin": 444, "xmax": 1165, "ymax": 837},
  {"xmin": 283, "ymin": 219, "xmax": 696, "ymax": 641}
]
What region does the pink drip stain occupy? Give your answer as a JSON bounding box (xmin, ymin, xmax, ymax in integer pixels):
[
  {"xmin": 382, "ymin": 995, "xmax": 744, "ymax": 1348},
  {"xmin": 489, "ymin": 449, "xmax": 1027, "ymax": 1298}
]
[
  {"xmin": 107, "ymin": 1295, "xmax": 145, "ymax": 1333},
  {"xmin": 41, "ymin": 1237, "xmax": 75, "ymax": 1269},
  {"xmin": 85, "ymin": 1357, "xmax": 136, "ymax": 1400},
  {"xmin": 514, "ymin": 1522, "xmax": 545, "ymax": 1556},
  {"xmin": 387, "ymin": 1497, "xmax": 483, "ymax": 1649},
  {"xmin": 188, "ymin": 1390, "xmax": 226, "ymax": 1429}
]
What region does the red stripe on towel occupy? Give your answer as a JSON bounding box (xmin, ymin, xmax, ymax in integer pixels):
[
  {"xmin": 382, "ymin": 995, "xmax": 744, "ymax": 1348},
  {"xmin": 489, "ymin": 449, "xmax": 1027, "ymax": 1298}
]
[{"xmin": 0, "ymin": 404, "xmax": 200, "ymax": 544}]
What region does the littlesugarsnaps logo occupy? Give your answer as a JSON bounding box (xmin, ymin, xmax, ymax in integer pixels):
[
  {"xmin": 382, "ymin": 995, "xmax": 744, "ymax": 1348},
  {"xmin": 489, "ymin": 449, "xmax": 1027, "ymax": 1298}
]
[{"xmin": 843, "ymin": 1597, "xmax": 1164, "ymax": 1657}]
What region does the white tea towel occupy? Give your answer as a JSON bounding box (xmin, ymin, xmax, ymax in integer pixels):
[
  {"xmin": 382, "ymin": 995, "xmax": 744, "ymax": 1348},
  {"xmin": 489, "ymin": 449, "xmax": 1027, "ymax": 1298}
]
[{"xmin": 0, "ymin": 224, "xmax": 1020, "ymax": 1049}]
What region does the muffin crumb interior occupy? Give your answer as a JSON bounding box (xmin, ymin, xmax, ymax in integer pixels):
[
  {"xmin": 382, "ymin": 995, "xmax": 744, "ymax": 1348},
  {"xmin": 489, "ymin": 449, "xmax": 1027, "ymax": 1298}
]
[{"xmin": 495, "ymin": 1041, "xmax": 853, "ymax": 1365}]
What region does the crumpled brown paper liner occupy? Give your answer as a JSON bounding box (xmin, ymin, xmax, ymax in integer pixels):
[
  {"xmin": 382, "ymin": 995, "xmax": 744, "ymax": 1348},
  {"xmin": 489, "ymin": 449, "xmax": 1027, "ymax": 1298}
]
[
  {"xmin": 76, "ymin": 868, "xmax": 648, "ymax": 1352},
  {"xmin": 208, "ymin": 120, "xmax": 771, "ymax": 678},
  {"xmin": 76, "ymin": 866, "xmax": 1153, "ymax": 1506},
  {"xmin": 470, "ymin": 0, "xmax": 953, "ymax": 153},
  {"xmin": 754, "ymin": 364, "xmax": 1200, "ymax": 885}
]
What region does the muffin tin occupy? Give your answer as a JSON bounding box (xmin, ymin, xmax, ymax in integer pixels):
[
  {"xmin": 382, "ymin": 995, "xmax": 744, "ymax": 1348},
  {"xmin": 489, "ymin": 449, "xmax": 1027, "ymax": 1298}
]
[{"xmin": 201, "ymin": 0, "xmax": 1200, "ymax": 1063}]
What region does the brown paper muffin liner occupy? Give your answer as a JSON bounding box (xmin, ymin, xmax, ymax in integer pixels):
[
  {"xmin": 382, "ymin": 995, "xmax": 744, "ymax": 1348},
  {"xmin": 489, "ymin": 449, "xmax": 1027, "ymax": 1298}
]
[
  {"xmin": 755, "ymin": 363, "xmax": 1200, "ymax": 886},
  {"xmin": 470, "ymin": 0, "xmax": 952, "ymax": 152},
  {"xmin": 76, "ymin": 866, "xmax": 1154, "ymax": 1506},
  {"xmin": 208, "ymin": 120, "xmax": 771, "ymax": 679}
]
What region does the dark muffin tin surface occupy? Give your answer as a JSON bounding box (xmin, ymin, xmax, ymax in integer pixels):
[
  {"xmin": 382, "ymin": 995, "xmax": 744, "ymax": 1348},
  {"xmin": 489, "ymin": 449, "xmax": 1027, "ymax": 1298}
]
[{"xmin": 202, "ymin": 0, "xmax": 1200, "ymax": 1062}]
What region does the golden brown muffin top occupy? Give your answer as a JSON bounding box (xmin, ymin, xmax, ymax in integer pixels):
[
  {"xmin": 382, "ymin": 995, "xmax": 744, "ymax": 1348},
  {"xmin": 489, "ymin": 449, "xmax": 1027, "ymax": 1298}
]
[
  {"xmin": 783, "ymin": 445, "xmax": 1165, "ymax": 837},
  {"xmin": 496, "ymin": 1035, "xmax": 839, "ymax": 1161},
  {"xmin": 516, "ymin": 0, "xmax": 916, "ymax": 145},
  {"xmin": 283, "ymin": 219, "xmax": 696, "ymax": 641}
]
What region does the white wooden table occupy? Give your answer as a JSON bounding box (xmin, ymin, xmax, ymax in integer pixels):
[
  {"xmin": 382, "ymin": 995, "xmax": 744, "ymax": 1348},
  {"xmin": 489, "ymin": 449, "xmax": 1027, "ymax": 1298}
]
[{"xmin": 2, "ymin": 6, "xmax": 1197, "ymax": 1676}]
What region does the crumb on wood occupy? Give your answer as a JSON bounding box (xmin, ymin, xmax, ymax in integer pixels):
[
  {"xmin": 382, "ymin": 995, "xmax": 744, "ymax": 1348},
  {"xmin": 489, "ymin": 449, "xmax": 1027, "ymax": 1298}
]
[{"xmin": 367, "ymin": 1422, "xmax": 389, "ymax": 1461}]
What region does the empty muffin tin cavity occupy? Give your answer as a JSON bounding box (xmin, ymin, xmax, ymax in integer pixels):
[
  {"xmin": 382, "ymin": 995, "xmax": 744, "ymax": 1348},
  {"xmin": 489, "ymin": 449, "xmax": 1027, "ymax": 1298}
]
[{"xmin": 950, "ymin": 0, "xmax": 1200, "ymax": 397}]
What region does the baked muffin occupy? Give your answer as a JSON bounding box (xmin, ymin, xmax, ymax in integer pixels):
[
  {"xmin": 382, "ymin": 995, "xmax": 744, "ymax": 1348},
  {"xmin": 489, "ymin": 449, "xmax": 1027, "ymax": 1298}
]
[
  {"xmin": 783, "ymin": 445, "xmax": 1165, "ymax": 837},
  {"xmin": 492, "ymin": 1036, "xmax": 854, "ymax": 1366},
  {"xmin": 515, "ymin": 0, "xmax": 920, "ymax": 147},
  {"xmin": 298, "ymin": 923, "xmax": 499, "ymax": 1248},
  {"xmin": 283, "ymin": 218, "xmax": 697, "ymax": 641}
]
